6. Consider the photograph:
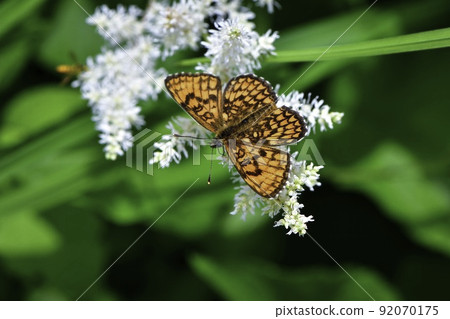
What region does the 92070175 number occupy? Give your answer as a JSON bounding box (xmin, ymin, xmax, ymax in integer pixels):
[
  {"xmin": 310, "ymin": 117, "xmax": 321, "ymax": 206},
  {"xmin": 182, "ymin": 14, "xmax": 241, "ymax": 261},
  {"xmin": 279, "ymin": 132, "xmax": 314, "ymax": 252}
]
[{"xmin": 379, "ymin": 305, "xmax": 438, "ymax": 316}]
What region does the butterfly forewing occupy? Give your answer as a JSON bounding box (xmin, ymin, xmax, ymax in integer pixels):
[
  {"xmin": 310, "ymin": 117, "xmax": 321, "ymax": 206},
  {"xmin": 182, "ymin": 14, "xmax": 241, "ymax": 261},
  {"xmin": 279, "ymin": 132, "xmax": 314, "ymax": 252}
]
[
  {"xmin": 165, "ymin": 73, "xmax": 223, "ymax": 132},
  {"xmin": 224, "ymin": 139, "xmax": 290, "ymax": 198},
  {"xmin": 222, "ymin": 74, "xmax": 276, "ymax": 125}
]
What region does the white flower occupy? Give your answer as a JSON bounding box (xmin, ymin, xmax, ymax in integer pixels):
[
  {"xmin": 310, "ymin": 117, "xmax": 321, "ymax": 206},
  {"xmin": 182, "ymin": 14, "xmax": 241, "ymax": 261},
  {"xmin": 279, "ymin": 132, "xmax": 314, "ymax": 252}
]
[
  {"xmin": 87, "ymin": 5, "xmax": 145, "ymax": 45},
  {"xmin": 263, "ymin": 155, "xmax": 323, "ymax": 236},
  {"xmin": 299, "ymin": 161, "xmax": 323, "ymax": 191},
  {"xmin": 145, "ymin": 0, "xmax": 208, "ymax": 58},
  {"xmin": 275, "ymin": 210, "xmax": 314, "ymax": 235},
  {"xmin": 257, "ymin": 29, "xmax": 279, "ymax": 55},
  {"xmin": 149, "ymin": 135, "xmax": 182, "ymax": 168},
  {"xmin": 277, "ymin": 91, "xmax": 344, "ymax": 133},
  {"xmin": 149, "ymin": 116, "xmax": 210, "ymax": 168},
  {"xmin": 230, "ymin": 185, "xmax": 261, "ymax": 220},
  {"xmin": 252, "ymin": 0, "xmax": 280, "ymax": 14},
  {"xmin": 197, "ymin": 19, "xmax": 278, "ymax": 80},
  {"xmin": 211, "ymin": 0, "xmax": 256, "ymax": 28},
  {"xmin": 74, "ymin": 36, "xmax": 166, "ymax": 160}
]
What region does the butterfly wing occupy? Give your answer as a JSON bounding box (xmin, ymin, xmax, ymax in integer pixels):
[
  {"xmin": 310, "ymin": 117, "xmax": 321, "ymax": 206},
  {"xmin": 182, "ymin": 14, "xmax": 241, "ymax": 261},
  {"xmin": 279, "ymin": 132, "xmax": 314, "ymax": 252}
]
[
  {"xmin": 222, "ymin": 74, "xmax": 276, "ymax": 125},
  {"xmin": 165, "ymin": 73, "xmax": 223, "ymax": 132},
  {"xmin": 224, "ymin": 139, "xmax": 290, "ymax": 198},
  {"xmin": 238, "ymin": 106, "xmax": 307, "ymax": 146}
]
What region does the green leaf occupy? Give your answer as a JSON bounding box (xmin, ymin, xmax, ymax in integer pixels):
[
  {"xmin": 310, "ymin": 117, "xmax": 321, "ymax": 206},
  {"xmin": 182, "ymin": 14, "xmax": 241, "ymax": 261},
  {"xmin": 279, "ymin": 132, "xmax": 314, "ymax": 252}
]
[
  {"xmin": 396, "ymin": 255, "xmax": 450, "ymax": 300},
  {"xmin": 0, "ymin": 210, "xmax": 61, "ymax": 257},
  {"xmin": 101, "ymin": 164, "xmax": 234, "ymax": 237},
  {"xmin": 0, "ymin": 86, "xmax": 84, "ymax": 148},
  {"xmin": 329, "ymin": 143, "xmax": 450, "ymax": 224},
  {"xmin": 332, "ymin": 267, "xmax": 400, "ymax": 301},
  {"xmin": 157, "ymin": 188, "xmax": 234, "ymax": 237},
  {"xmin": 0, "ymin": 147, "xmax": 97, "ymax": 217},
  {"xmin": 152, "ymin": 156, "xmax": 229, "ymax": 192},
  {"xmin": 275, "ymin": 8, "xmax": 401, "ymax": 51},
  {"xmin": 0, "ymin": 115, "xmax": 95, "ymax": 190},
  {"xmin": 0, "ymin": 0, "xmax": 46, "ymax": 39},
  {"xmin": 38, "ymin": 0, "xmax": 103, "ymax": 69},
  {"xmin": 221, "ymin": 210, "xmax": 267, "ymax": 237},
  {"xmin": 189, "ymin": 255, "xmax": 400, "ymax": 300},
  {"xmin": 277, "ymin": 60, "xmax": 354, "ymax": 93},
  {"xmin": 4, "ymin": 208, "xmax": 106, "ymax": 300},
  {"xmin": 28, "ymin": 286, "xmax": 68, "ymax": 301},
  {"xmin": 190, "ymin": 255, "xmax": 276, "ymax": 300},
  {"xmin": 0, "ymin": 39, "xmax": 30, "ymax": 93},
  {"xmin": 270, "ymin": 28, "xmax": 450, "ymax": 62},
  {"xmin": 410, "ymin": 217, "xmax": 450, "ymax": 256},
  {"xmin": 0, "ymin": 111, "xmax": 99, "ymax": 218}
]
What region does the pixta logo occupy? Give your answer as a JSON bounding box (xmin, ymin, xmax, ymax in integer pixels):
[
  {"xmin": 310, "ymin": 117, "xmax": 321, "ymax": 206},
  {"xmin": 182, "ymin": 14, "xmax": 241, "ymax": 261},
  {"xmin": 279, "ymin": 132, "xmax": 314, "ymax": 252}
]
[{"xmin": 125, "ymin": 129, "xmax": 161, "ymax": 175}]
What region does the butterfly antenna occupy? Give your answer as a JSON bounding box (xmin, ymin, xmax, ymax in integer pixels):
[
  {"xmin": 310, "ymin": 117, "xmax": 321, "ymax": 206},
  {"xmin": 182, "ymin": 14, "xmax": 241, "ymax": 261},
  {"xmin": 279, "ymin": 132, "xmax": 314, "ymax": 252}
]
[
  {"xmin": 173, "ymin": 134, "xmax": 212, "ymax": 140},
  {"xmin": 207, "ymin": 147, "xmax": 214, "ymax": 185}
]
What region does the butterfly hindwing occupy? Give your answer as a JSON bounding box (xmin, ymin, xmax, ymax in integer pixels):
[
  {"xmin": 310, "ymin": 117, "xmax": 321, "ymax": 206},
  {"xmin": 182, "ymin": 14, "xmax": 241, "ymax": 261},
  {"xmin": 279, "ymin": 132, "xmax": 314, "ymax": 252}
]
[
  {"xmin": 165, "ymin": 73, "xmax": 223, "ymax": 132},
  {"xmin": 224, "ymin": 139, "xmax": 290, "ymax": 198},
  {"xmin": 237, "ymin": 106, "xmax": 307, "ymax": 146},
  {"xmin": 222, "ymin": 74, "xmax": 276, "ymax": 126}
]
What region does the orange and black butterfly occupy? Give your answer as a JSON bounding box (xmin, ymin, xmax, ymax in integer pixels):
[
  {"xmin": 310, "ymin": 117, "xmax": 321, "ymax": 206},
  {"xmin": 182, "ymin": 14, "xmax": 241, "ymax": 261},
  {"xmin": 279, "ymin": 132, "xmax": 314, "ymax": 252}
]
[{"xmin": 165, "ymin": 73, "xmax": 306, "ymax": 198}]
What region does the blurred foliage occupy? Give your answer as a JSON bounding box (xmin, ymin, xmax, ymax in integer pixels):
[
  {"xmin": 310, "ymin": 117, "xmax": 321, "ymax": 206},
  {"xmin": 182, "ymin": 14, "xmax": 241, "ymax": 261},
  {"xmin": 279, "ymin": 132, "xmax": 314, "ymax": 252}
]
[{"xmin": 0, "ymin": 0, "xmax": 449, "ymax": 301}]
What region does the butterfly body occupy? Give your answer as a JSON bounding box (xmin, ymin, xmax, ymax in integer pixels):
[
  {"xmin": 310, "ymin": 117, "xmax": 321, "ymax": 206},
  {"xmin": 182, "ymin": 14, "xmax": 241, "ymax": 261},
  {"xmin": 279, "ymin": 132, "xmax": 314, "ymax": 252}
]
[
  {"xmin": 215, "ymin": 104, "xmax": 268, "ymax": 139},
  {"xmin": 165, "ymin": 73, "xmax": 306, "ymax": 198}
]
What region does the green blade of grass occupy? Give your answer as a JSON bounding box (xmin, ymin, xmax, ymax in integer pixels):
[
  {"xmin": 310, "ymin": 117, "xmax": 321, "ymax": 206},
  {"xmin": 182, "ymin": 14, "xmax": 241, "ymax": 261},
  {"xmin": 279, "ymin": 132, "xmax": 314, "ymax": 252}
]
[
  {"xmin": 180, "ymin": 28, "xmax": 450, "ymax": 66},
  {"xmin": 271, "ymin": 27, "xmax": 450, "ymax": 62}
]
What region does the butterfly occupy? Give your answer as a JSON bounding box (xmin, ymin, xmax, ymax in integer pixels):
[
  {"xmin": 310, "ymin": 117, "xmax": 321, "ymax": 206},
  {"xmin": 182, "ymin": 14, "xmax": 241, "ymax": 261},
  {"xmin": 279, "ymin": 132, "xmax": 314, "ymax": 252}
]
[{"xmin": 165, "ymin": 73, "xmax": 306, "ymax": 198}]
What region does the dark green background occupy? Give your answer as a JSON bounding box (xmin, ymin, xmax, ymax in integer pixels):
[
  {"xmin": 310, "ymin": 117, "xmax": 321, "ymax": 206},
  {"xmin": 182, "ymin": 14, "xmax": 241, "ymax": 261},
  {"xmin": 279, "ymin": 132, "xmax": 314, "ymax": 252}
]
[{"xmin": 0, "ymin": 0, "xmax": 449, "ymax": 300}]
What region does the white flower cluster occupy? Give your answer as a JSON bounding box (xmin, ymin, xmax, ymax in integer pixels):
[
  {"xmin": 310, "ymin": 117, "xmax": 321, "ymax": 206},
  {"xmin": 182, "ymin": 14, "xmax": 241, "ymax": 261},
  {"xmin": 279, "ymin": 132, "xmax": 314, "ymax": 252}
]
[
  {"xmin": 76, "ymin": 6, "xmax": 167, "ymax": 160},
  {"xmin": 277, "ymin": 91, "xmax": 344, "ymax": 133},
  {"xmin": 86, "ymin": 5, "xmax": 145, "ymax": 45},
  {"xmin": 231, "ymin": 152, "xmax": 322, "ymax": 236},
  {"xmin": 146, "ymin": 0, "xmax": 208, "ymax": 58},
  {"xmin": 150, "ymin": 116, "xmax": 210, "ymax": 168},
  {"xmin": 197, "ymin": 19, "xmax": 278, "ymax": 81},
  {"xmin": 230, "ymin": 185, "xmax": 262, "ymax": 220},
  {"xmin": 77, "ymin": 0, "xmax": 278, "ymax": 160},
  {"xmin": 269, "ymin": 160, "xmax": 322, "ymax": 235},
  {"xmin": 74, "ymin": 36, "xmax": 165, "ymax": 160}
]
